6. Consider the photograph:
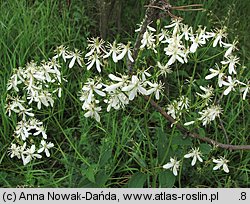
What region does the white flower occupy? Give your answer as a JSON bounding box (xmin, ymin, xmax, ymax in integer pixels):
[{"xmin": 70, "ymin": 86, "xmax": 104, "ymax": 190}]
[
  {"xmin": 86, "ymin": 52, "xmax": 103, "ymax": 73},
  {"xmin": 35, "ymin": 91, "xmax": 54, "ymax": 109},
  {"xmin": 157, "ymin": 62, "xmax": 172, "ymax": 76},
  {"xmin": 104, "ymin": 91, "xmax": 129, "ymax": 112},
  {"xmin": 196, "ymin": 85, "xmax": 214, "ymax": 105},
  {"xmin": 189, "ymin": 30, "xmax": 206, "ymax": 53},
  {"xmin": 221, "ymin": 55, "xmax": 239, "ymax": 75},
  {"xmin": 205, "ymin": 65, "xmax": 225, "ymax": 87},
  {"xmin": 103, "ymin": 74, "xmax": 128, "ymax": 92},
  {"xmin": 165, "ymin": 19, "xmax": 182, "ymax": 36},
  {"xmin": 167, "ymin": 100, "xmax": 179, "ymax": 119},
  {"xmin": 146, "ymin": 81, "xmax": 163, "ymax": 100},
  {"xmin": 212, "ymin": 27, "xmax": 227, "ymax": 47},
  {"xmin": 53, "ymin": 45, "xmax": 68, "ymax": 62},
  {"xmin": 164, "ymin": 35, "xmax": 186, "ymax": 65},
  {"xmin": 139, "ymin": 68, "xmax": 151, "ymax": 82},
  {"xmin": 116, "ymin": 42, "xmax": 134, "ymax": 62},
  {"xmin": 84, "ymin": 102, "xmax": 102, "ymax": 122},
  {"xmin": 181, "ymin": 24, "xmax": 192, "ymax": 40},
  {"xmin": 103, "ymin": 41, "xmax": 121, "ymax": 63},
  {"xmin": 33, "ymin": 124, "xmax": 47, "ymax": 139},
  {"xmin": 28, "ymin": 118, "xmax": 43, "ymax": 129},
  {"xmin": 178, "ymin": 96, "xmax": 189, "ymax": 110},
  {"xmin": 198, "ymin": 105, "xmax": 222, "ymax": 126},
  {"xmin": 213, "ymin": 156, "xmax": 229, "ymax": 173},
  {"xmin": 184, "ymin": 147, "xmax": 203, "ymax": 166},
  {"xmin": 8, "ymin": 143, "xmax": 21, "ymax": 159},
  {"xmin": 6, "ymin": 96, "xmax": 25, "ymax": 116},
  {"xmin": 18, "ymin": 107, "xmax": 34, "ymax": 121},
  {"xmin": 240, "ymin": 82, "xmax": 249, "ymax": 100},
  {"xmin": 140, "ymin": 30, "xmax": 156, "ymax": 51},
  {"xmin": 85, "ymin": 37, "xmax": 105, "ymax": 57},
  {"xmin": 38, "ymin": 140, "xmax": 54, "ymax": 157},
  {"xmin": 15, "ymin": 120, "xmax": 30, "ymax": 141},
  {"xmin": 22, "ymin": 145, "xmax": 42, "ymax": 165},
  {"xmin": 221, "ymin": 40, "xmax": 238, "ymax": 57},
  {"xmin": 81, "ymin": 78, "xmax": 106, "ymax": 103},
  {"xmin": 7, "ymin": 73, "xmax": 22, "ymax": 92},
  {"xmin": 65, "ymin": 49, "xmax": 83, "ymax": 68},
  {"xmin": 163, "ymin": 157, "xmax": 180, "ymax": 176},
  {"xmin": 222, "ymin": 76, "xmax": 238, "ymax": 95},
  {"xmin": 121, "ymin": 75, "xmax": 147, "ymax": 100},
  {"xmin": 158, "ymin": 28, "xmax": 170, "ymax": 43},
  {"xmin": 135, "ymin": 21, "xmax": 156, "ymax": 32}
]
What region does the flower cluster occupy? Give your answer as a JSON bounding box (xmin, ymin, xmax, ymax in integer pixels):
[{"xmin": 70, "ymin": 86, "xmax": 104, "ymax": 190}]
[
  {"xmin": 6, "ymin": 59, "xmax": 62, "ymax": 165},
  {"xmin": 78, "ymin": 70, "xmax": 164, "ymax": 122},
  {"xmin": 163, "ymin": 148, "xmax": 230, "ymax": 176}
]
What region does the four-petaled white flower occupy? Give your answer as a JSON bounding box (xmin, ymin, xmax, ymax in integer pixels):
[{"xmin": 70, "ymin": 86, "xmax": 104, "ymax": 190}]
[
  {"xmin": 213, "ymin": 157, "xmax": 229, "ymax": 173},
  {"xmin": 205, "ymin": 65, "xmax": 225, "ymax": 87},
  {"xmin": 116, "ymin": 42, "xmax": 134, "ymax": 62},
  {"xmin": 122, "ymin": 75, "xmax": 147, "ymax": 100},
  {"xmin": 103, "ymin": 74, "xmax": 128, "ymax": 92},
  {"xmin": 222, "ymin": 76, "xmax": 238, "ymax": 95},
  {"xmin": 38, "ymin": 140, "xmax": 54, "ymax": 157},
  {"xmin": 53, "ymin": 45, "xmax": 68, "ymax": 62},
  {"xmin": 163, "ymin": 157, "xmax": 180, "ymax": 176},
  {"xmin": 146, "ymin": 81, "xmax": 163, "ymax": 100},
  {"xmin": 65, "ymin": 49, "xmax": 83, "ymax": 68},
  {"xmin": 221, "ymin": 55, "xmax": 239, "ymax": 75},
  {"xmin": 184, "ymin": 147, "xmax": 203, "ymax": 166},
  {"xmin": 198, "ymin": 105, "xmax": 222, "ymax": 126},
  {"xmin": 140, "ymin": 30, "xmax": 156, "ymax": 51},
  {"xmin": 157, "ymin": 62, "xmax": 173, "ymax": 76},
  {"xmin": 84, "ymin": 102, "xmax": 102, "ymax": 122},
  {"xmin": 8, "ymin": 143, "xmax": 21, "ymax": 159},
  {"xmin": 86, "ymin": 52, "xmax": 103, "ymax": 73},
  {"xmin": 22, "ymin": 145, "xmax": 42, "ymax": 165}
]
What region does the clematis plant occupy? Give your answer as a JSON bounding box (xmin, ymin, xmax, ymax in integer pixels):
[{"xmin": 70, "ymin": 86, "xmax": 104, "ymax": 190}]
[{"xmin": 5, "ymin": 9, "xmax": 249, "ymax": 182}]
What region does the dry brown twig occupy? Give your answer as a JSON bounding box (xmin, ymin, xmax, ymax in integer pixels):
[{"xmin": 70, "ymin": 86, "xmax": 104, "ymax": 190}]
[{"xmin": 129, "ymin": 0, "xmax": 250, "ymax": 151}]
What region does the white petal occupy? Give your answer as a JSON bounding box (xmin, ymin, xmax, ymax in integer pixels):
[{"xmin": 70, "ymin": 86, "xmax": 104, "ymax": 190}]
[
  {"xmin": 223, "ymin": 87, "xmax": 231, "ymax": 95},
  {"xmin": 117, "ymin": 48, "xmax": 127, "ymax": 60},
  {"xmin": 87, "ymin": 59, "xmax": 95, "ymax": 70},
  {"xmin": 69, "ymin": 56, "xmax": 76, "ymax": 68},
  {"xmin": 167, "ymin": 55, "xmax": 176, "ymax": 65},
  {"xmin": 96, "ymin": 60, "xmax": 102, "ymax": 73},
  {"xmin": 163, "ymin": 163, "xmax": 173, "ymax": 169},
  {"xmin": 108, "ymin": 74, "xmax": 122, "ymax": 82},
  {"xmin": 173, "ymin": 166, "xmax": 178, "ymax": 176},
  {"xmin": 184, "ymin": 153, "xmax": 193, "ymax": 158},
  {"xmin": 191, "ymin": 156, "xmax": 197, "ymax": 166},
  {"xmin": 213, "ymin": 165, "xmax": 221, "ymax": 171},
  {"xmin": 223, "ymin": 164, "xmax": 229, "ymax": 173},
  {"xmin": 190, "ymin": 43, "xmax": 198, "ymax": 53}
]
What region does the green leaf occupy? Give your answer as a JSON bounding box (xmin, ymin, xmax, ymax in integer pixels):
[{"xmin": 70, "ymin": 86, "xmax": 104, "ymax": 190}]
[
  {"xmin": 198, "ymin": 128, "xmax": 206, "ymax": 137},
  {"xmin": 99, "ymin": 148, "xmax": 112, "ymax": 167},
  {"xmin": 128, "ymin": 172, "xmax": 148, "ymax": 188},
  {"xmin": 199, "ymin": 143, "xmax": 212, "ymax": 155},
  {"xmin": 95, "ymin": 170, "xmax": 109, "ymax": 187},
  {"xmin": 172, "ymin": 134, "xmax": 192, "ymax": 146},
  {"xmin": 158, "ymin": 171, "xmax": 176, "ymax": 187},
  {"xmin": 85, "ymin": 165, "xmax": 96, "ymax": 183}
]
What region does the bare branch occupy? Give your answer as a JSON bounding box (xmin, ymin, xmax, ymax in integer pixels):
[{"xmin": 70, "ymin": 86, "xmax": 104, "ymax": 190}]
[{"xmin": 145, "ymin": 96, "xmax": 250, "ymax": 151}]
